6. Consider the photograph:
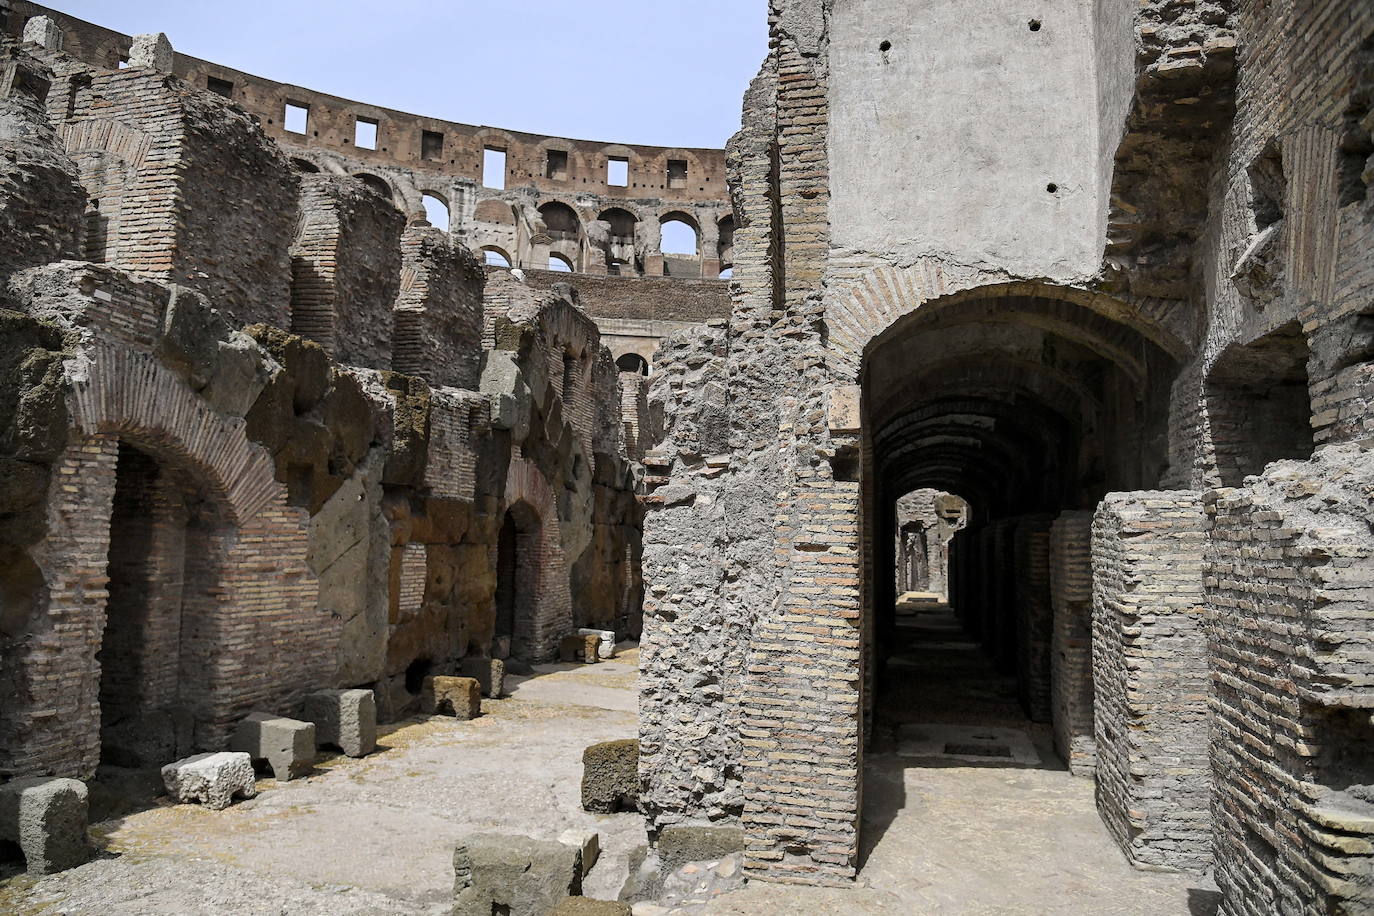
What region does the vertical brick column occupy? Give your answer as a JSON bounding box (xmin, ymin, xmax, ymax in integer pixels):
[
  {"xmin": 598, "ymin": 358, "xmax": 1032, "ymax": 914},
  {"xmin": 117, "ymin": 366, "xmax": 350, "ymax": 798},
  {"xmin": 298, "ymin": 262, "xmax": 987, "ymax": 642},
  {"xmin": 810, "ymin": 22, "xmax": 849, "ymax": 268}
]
[
  {"xmin": 1049, "ymin": 510, "xmax": 1096, "ymax": 776},
  {"xmin": 1092, "ymin": 491, "xmax": 1211, "ymax": 871},
  {"xmin": 1013, "ymin": 514, "xmax": 1055, "ymax": 723}
]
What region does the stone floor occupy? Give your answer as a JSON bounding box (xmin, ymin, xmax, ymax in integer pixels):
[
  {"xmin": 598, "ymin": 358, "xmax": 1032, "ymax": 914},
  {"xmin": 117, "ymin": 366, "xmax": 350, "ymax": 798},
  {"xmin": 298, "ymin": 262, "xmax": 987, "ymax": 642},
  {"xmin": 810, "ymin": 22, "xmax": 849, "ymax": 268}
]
[
  {"xmin": 1, "ymin": 606, "xmax": 1220, "ymax": 915},
  {"xmin": 0, "ymin": 654, "xmax": 646, "ymax": 915},
  {"xmin": 688, "ymin": 599, "xmax": 1221, "ymax": 915}
]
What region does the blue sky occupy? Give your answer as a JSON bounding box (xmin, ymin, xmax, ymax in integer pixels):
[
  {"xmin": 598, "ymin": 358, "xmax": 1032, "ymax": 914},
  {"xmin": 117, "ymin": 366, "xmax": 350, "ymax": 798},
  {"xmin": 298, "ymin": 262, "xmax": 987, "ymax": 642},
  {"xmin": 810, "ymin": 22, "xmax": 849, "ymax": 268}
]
[{"xmin": 49, "ymin": 1, "xmax": 770, "ymax": 149}]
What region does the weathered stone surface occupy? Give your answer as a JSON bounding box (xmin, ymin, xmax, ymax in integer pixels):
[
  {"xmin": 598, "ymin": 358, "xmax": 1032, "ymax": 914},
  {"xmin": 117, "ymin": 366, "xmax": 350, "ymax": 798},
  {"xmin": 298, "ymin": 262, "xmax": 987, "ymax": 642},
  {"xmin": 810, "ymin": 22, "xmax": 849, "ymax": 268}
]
[
  {"xmin": 655, "ymin": 826, "xmax": 745, "ymax": 875},
  {"xmin": 301, "ymin": 688, "xmax": 376, "ymax": 758},
  {"xmin": 421, "ymin": 676, "xmax": 481, "ymax": 720},
  {"xmin": 558, "ymin": 827, "xmax": 600, "ymax": 876},
  {"xmin": 161, "ymin": 753, "xmax": 256, "ymax": 810},
  {"xmin": 549, "ymin": 897, "xmax": 630, "ymax": 915},
  {"xmin": 581, "ymin": 739, "xmax": 638, "ymax": 814},
  {"xmin": 452, "ymin": 833, "xmax": 581, "ymax": 916},
  {"xmin": 229, "ymin": 712, "xmax": 317, "ymax": 781},
  {"xmin": 460, "ymin": 657, "xmax": 507, "ymax": 699},
  {"xmin": 0, "ymin": 777, "xmax": 89, "ymax": 875},
  {"xmin": 561, "ymin": 633, "xmax": 601, "ymax": 665}
]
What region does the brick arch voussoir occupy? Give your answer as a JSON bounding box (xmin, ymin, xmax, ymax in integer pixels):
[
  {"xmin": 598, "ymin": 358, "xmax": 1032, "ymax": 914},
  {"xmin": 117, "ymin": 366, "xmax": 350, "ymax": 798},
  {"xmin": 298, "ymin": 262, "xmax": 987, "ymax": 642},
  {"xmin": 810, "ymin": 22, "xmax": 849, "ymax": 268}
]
[
  {"xmin": 65, "ymin": 344, "xmax": 283, "ymax": 526},
  {"xmin": 827, "ymin": 261, "xmax": 1191, "ymax": 382}
]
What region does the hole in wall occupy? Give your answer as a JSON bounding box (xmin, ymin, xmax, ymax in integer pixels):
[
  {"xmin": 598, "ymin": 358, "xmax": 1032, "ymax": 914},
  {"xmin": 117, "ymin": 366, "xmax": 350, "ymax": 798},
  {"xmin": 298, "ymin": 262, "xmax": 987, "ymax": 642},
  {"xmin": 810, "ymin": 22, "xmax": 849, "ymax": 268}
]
[
  {"xmin": 1046, "ymin": 183, "xmax": 1059, "ymax": 194},
  {"xmin": 404, "ymin": 658, "xmax": 433, "ymax": 695},
  {"xmin": 879, "ymin": 39, "xmax": 892, "ymax": 52},
  {"xmin": 1028, "ymin": 19, "xmax": 1042, "ymax": 31}
]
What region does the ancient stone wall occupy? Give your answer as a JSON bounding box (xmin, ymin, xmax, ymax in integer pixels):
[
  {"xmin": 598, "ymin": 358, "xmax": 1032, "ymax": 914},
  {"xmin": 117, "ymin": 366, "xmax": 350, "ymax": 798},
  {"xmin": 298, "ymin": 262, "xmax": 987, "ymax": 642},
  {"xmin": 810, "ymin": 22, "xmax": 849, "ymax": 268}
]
[
  {"xmin": 1092, "ymin": 491, "xmax": 1211, "ymax": 871},
  {"xmin": 0, "ymin": 35, "xmax": 645, "ymax": 782},
  {"xmin": 1205, "ymin": 446, "xmax": 1374, "ymax": 915}
]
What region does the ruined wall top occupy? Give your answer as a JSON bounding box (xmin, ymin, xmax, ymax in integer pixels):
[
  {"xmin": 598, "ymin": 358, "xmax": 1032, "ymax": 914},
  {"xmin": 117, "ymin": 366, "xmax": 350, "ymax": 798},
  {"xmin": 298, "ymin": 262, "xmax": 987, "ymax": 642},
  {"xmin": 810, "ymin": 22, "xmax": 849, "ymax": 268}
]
[{"xmin": 2, "ymin": 1, "xmax": 729, "ymax": 204}]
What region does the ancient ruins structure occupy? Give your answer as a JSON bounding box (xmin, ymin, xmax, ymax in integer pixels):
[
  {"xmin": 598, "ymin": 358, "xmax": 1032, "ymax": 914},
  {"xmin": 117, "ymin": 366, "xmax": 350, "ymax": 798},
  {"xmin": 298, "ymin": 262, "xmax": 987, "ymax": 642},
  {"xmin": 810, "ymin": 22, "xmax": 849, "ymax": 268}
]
[{"xmin": 1, "ymin": 0, "xmax": 1373, "ymax": 913}]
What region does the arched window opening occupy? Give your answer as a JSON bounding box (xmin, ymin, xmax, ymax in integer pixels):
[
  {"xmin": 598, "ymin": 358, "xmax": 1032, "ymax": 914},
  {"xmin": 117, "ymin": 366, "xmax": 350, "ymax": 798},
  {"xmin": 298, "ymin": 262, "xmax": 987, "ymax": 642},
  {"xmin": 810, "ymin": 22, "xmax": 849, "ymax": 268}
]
[
  {"xmin": 422, "ymin": 192, "xmax": 449, "ymax": 231},
  {"xmin": 599, "ymin": 208, "xmax": 637, "ymax": 243},
  {"xmin": 660, "ymin": 216, "xmax": 699, "ymax": 256},
  {"xmin": 353, "ymin": 173, "xmax": 392, "ymax": 201},
  {"xmin": 482, "ymin": 248, "xmax": 512, "ymax": 268},
  {"xmin": 616, "ymin": 353, "xmax": 650, "ymax": 376},
  {"xmin": 719, "ymin": 266, "xmax": 734, "ymax": 280},
  {"xmin": 539, "ymin": 201, "xmax": 581, "ymax": 240},
  {"xmin": 549, "ymin": 253, "xmax": 574, "ymax": 272},
  {"xmin": 718, "ymin": 214, "xmax": 735, "ymax": 254},
  {"xmin": 291, "ymin": 157, "xmax": 320, "ymax": 173}
]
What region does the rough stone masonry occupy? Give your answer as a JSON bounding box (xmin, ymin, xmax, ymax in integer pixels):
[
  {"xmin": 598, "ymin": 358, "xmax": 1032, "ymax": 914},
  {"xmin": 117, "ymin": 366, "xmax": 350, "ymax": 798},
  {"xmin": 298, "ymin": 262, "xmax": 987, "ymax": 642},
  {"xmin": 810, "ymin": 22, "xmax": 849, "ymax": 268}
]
[{"xmin": 1, "ymin": 1, "xmax": 1373, "ymax": 914}]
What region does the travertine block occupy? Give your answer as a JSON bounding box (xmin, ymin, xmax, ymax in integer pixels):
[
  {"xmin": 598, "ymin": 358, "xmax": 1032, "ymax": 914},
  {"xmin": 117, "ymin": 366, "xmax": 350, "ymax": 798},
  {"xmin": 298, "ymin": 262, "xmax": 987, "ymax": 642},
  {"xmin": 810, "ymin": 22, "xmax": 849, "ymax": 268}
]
[
  {"xmin": 453, "ymin": 833, "xmax": 581, "ymax": 916},
  {"xmin": 421, "ymin": 676, "xmax": 481, "ymax": 719},
  {"xmin": 560, "ymin": 634, "xmax": 600, "ymax": 664},
  {"xmin": 581, "ymin": 739, "xmax": 638, "ymax": 813},
  {"xmin": 577, "ymin": 629, "xmax": 616, "ymax": 659},
  {"xmin": 558, "ymin": 828, "xmax": 600, "ymax": 875},
  {"xmin": 0, "ymin": 777, "xmax": 89, "ymax": 875},
  {"xmin": 161, "ymin": 752, "xmax": 256, "ymax": 810},
  {"xmin": 229, "ymin": 712, "xmax": 316, "ymax": 781},
  {"xmin": 460, "ymin": 657, "xmax": 507, "ymax": 698},
  {"xmin": 301, "ymin": 689, "xmax": 376, "ymax": 758}
]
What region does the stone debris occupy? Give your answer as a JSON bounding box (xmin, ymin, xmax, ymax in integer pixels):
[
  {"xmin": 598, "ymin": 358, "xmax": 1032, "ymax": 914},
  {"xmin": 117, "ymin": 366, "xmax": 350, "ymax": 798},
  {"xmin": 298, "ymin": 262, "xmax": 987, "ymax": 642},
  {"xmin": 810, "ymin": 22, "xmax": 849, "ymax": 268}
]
[
  {"xmin": 0, "ymin": 777, "xmax": 90, "ymax": 875},
  {"xmin": 582, "ymin": 739, "xmax": 639, "ymax": 814},
  {"xmin": 300, "ymin": 689, "xmax": 377, "ymax": 758},
  {"xmin": 560, "ymin": 828, "xmax": 601, "ymax": 877},
  {"xmin": 421, "ymin": 676, "xmax": 482, "ymax": 720},
  {"xmin": 459, "ymin": 657, "xmax": 507, "ymax": 699},
  {"xmin": 160, "ymin": 753, "xmax": 256, "ymax": 811},
  {"xmin": 452, "ymin": 832, "xmax": 581, "ymax": 916},
  {"xmin": 578, "ymin": 629, "xmax": 618, "ymax": 659},
  {"xmin": 561, "ymin": 633, "xmax": 602, "ymax": 665},
  {"xmin": 229, "ymin": 712, "xmax": 317, "ymax": 781}
]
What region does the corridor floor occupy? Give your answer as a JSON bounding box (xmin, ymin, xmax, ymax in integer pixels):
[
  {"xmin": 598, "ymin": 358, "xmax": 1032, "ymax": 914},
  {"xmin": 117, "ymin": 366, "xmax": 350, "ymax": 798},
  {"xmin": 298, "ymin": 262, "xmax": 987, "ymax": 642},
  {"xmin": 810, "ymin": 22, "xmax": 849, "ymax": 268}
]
[{"xmin": 694, "ymin": 598, "xmax": 1220, "ymax": 915}]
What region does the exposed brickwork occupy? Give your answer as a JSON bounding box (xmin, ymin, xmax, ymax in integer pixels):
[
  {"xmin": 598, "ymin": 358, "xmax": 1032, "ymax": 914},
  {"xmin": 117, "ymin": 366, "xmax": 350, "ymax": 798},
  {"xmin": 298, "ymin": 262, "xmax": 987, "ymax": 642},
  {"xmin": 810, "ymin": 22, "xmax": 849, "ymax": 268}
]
[
  {"xmin": 1092, "ymin": 492, "xmax": 1211, "ymax": 871},
  {"xmin": 1049, "ymin": 511, "xmax": 1096, "ymax": 777}
]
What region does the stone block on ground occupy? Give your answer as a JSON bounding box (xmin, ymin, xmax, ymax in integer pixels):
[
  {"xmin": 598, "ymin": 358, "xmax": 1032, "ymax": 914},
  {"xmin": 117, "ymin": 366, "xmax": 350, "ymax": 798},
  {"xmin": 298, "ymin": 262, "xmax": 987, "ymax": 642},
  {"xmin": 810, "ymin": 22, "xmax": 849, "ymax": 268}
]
[
  {"xmin": 301, "ymin": 688, "xmax": 376, "ymax": 757},
  {"xmin": 229, "ymin": 711, "xmax": 317, "ymax": 780},
  {"xmin": 460, "ymin": 657, "xmax": 507, "ymax": 698},
  {"xmin": 422, "ymin": 676, "xmax": 482, "ymax": 719},
  {"xmin": 655, "ymin": 826, "xmax": 745, "ymax": 874},
  {"xmin": 561, "ymin": 634, "xmax": 601, "ymax": 664},
  {"xmin": 577, "ymin": 629, "xmax": 617, "ymax": 659},
  {"xmin": 559, "ymin": 828, "xmax": 600, "ymax": 876},
  {"xmin": 581, "ymin": 739, "xmax": 639, "ymax": 813},
  {"xmin": 452, "ymin": 832, "xmax": 582, "ymax": 916},
  {"xmin": 551, "ymin": 898, "xmax": 632, "ymax": 915},
  {"xmin": 0, "ymin": 777, "xmax": 90, "ymax": 875},
  {"xmin": 161, "ymin": 752, "xmax": 256, "ymax": 810}
]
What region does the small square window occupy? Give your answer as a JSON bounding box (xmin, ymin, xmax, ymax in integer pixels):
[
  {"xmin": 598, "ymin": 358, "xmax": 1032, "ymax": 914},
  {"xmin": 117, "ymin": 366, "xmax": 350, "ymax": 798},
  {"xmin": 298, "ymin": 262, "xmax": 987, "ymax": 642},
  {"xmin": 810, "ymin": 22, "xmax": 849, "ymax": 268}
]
[
  {"xmin": 483, "ymin": 147, "xmax": 506, "ymax": 189},
  {"xmin": 422, "ymin": 130, "xmax": 444, "ymax": 161},
  {"xmin": 206, "ymin": 76, "xmax": 234, "ymax": 98},
  {"xmin": 284, "ymin": 102, "xmax": 309, "ymax": 134},
  {"xmin": 608, "ymin": 158, "xmax": 628, "ymax": 187},
  {"xmin": 546, "ymin": 149, "xmax": 569, "ymax": 181},
  {"xmin": 355, "ymin": 117, "xmax": 378, "ymax": 150},
  {"xmin": 667, "ymin": 159, "xmax": 688, "ymax": 189}
]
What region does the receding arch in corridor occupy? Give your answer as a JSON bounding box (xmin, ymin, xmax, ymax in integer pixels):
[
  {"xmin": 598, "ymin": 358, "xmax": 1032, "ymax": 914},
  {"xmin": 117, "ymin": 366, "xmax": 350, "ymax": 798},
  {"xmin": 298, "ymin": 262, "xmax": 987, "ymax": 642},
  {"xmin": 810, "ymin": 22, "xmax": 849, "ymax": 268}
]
[{"xmin": 856, "ymin": 283, "xmax": 1183, "ymax": 792}]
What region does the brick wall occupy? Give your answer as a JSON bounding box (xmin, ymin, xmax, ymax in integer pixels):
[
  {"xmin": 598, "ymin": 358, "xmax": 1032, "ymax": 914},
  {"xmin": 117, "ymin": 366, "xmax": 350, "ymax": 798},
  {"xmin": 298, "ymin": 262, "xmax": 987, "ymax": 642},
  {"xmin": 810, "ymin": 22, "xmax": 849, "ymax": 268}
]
[
  {"xmin": 1092, "ymin": 491, "xmax": 1211, "ymax": 871},
  {"xmin": 1205, "ymin": 446, "xmax": 1374, "ymax": 915},
  {"xmin": 289, "ymin": 173, "xmax": 404, "ymax": 368},
  {"xmin": 1049, "ymin": 510, "xmax": 1096, "ymax": 777},
  {"xmin": 393, "ymin": 224, "xmax": 484, "ymax": 388}
]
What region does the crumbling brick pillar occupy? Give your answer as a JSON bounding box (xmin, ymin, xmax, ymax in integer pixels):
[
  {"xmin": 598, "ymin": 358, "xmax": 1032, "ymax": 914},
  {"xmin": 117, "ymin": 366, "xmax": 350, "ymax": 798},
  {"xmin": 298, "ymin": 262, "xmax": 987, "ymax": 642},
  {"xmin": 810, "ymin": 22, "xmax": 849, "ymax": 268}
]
[
  {"xmin": 1049, "ymin": 510, "xmax": 1096, "ymax": 776},
  {"xmin": 1205, "ymin": 447, "xmax": 1374, "ymax": 915},
  {"xmin": 1092, "ymin": 491, "xmax": 1211, "ymax": 871},
  {"xmin": 392, "ymin": 224, "xmax": 484, "ymax": 388},
  {"xmin": 290, "ymin": 174, "xmax": 404, "ymax": 368}
]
